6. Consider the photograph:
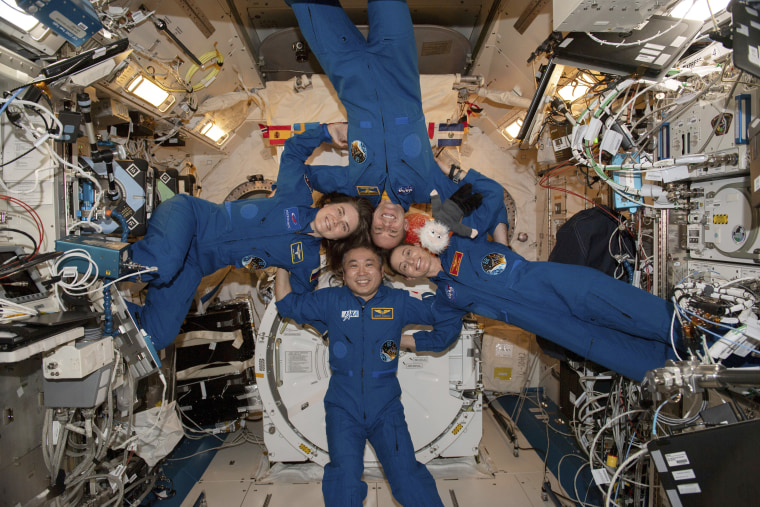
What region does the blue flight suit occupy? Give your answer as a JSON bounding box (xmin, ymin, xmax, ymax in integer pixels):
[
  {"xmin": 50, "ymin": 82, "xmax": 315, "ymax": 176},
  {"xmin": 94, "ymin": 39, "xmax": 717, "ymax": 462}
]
[
  {"xmin": 287, "ymin": 0, "xmax": 508, "ymax": 236},
  {"xmin": 276, "ymin": 283, "xmax": 459, "ymax": 506},
  {"xmin": 130, "ymin": 131, "xmax": 328, "ymax": 350},
  {"xmin": 430, "ymin": 235, "xmax": 682, "ymax": 380}
]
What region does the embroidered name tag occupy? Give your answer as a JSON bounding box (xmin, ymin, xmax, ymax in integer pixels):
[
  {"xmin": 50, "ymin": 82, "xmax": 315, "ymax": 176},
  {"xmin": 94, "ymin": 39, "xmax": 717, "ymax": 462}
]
[{"xmin": 371, "ymin": 308, "xmax": 394, "ymax": 319}]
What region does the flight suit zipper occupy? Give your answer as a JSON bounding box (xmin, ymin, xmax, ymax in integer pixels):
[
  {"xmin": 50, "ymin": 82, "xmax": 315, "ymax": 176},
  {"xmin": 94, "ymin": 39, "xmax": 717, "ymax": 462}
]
[{"xmin": 360, "ymin": 300, "xmax": 366, "ymax": 421}]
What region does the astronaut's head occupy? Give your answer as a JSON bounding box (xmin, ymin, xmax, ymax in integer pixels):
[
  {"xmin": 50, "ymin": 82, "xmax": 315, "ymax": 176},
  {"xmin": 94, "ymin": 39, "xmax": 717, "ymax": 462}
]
[
  {"xmin": 312, "ymin": 202, "xmax": 359, "ymax": 240},
  {"xmin": 342, "ymin": 245, "xmax": 384, "ymax": 300},
  {"xmin": 371, "ymin": 199, "xmax": 408, "ymax": 249},
  {"xmin": 314, "ymin": 192, "xmax": 373, "ymax": 240},
  {"xmin": 388, "ymin": 243, "xmax": 437, "ymax": 279}
]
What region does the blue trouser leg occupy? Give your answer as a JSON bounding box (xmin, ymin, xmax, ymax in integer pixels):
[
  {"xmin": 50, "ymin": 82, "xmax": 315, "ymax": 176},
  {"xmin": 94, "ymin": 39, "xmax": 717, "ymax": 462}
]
[
  {"xmin": 366, "ymin": 0, "xmax": 420, "ymax": 116},
  {"xmin": 323, "ymin": 404, "xmax": 368, "ymax": 506},
  {"xmin": 503, "ymin": 262, "xmax": 681, "ymax": 380},
  {"xmin": 129, "ymin": 194, "xmax": 207, "ymax": 349},
  {"xmin": 130, "ymin": 194, "xmax": 199, "ymax": 285},
  {"xmin": 368, "ymin": 401, "xmax": 443, "ymax": 507},
  {"xmin": 509, "ymin": 307, "xmax": 678, "ymax": 380},
  {"xmin": 288, "ymin": 0, "xmax": 374, "ymax": 115},
  {"xmin": 138, "ymin": 258, "xmax": 203, "ymax": 350}
]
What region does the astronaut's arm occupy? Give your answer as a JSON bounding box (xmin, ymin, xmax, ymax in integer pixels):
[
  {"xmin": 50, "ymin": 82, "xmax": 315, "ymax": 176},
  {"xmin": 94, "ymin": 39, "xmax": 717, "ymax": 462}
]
[
  {"xmin": 435, "ymin": 156, "xmax": 469, "ymax": 182},
  {"xmin": 402, "ymin": 294, "xmax": 464, "ymax": 352},
  {"xmin": 276, "ymin": 127, "xmax": 331, "ymax": 198},
  {"xmin": 274, "ymin": 268, "xmax": 292, "ymax": 302}
]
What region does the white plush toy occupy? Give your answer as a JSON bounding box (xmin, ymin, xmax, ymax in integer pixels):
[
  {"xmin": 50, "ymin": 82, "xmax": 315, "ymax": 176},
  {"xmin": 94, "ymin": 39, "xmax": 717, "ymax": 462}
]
[
  {"xmin": 404, "ymin": 183, "xmax": 482, "ymax": 254},
  {"xmin": 418, "ymin": 218, "xmax": 451, "ymax": 254}
]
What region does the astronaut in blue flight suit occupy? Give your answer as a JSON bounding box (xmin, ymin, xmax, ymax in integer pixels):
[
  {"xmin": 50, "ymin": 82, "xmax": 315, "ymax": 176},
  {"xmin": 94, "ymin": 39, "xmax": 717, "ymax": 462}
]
[
  {"xmin": 128, "ymin": 130, "xmax": 373, "ymax": 350},
  {"xmin": 286, "ymin": 0, "xmax": 509, "ymax": 248},
  {"xmin": 275, "ymin": 245, "xmax": 460, "ymax": 506},
  {"xmin": 388, "ymin": 236, "xmax": 685, "ymax": 381}
]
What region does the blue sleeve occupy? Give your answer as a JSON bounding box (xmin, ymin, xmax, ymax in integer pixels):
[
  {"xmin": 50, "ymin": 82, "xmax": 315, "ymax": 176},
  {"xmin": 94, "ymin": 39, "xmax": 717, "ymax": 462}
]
[
  {"xmin": 276, "ymin": 126, "xmax": 331, "ymax": 198},
  {"xmin": 305, "ymin": 163, "xmax": 353, "ymax": 196},
  {"xmin": 400, "ymin": 292, "xmax": 464, "ymax": 352},
  {"xmin": 288, "ymin": 264, "xmax": 317, "ymax": 294},
  {"xmin": 460, "ymin": 169, "xmax": 509, "ymax": 236},
  {"xmin": 283, "ymin": 257, "xmax": 326, "ymax": 333},
  {"xmin": 275, "ymin": 290, "xmax": 329, "ymax": 330}
]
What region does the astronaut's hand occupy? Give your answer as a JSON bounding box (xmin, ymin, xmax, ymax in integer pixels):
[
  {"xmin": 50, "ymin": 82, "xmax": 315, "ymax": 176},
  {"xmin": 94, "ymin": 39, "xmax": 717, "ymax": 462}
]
[
  {"xmin": 400, "ymin": 334, "xmax": 417, "ymax": 353},
  {"xmin": 327, "ymin": 122, "xmax": 348, "ymax": 148}
]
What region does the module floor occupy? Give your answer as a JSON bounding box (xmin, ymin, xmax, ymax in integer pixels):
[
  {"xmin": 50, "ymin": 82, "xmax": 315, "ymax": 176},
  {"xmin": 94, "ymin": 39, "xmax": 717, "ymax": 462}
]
[{"xmin": 158, "ymin": 396, "xmax": 595, "ymax": 507}]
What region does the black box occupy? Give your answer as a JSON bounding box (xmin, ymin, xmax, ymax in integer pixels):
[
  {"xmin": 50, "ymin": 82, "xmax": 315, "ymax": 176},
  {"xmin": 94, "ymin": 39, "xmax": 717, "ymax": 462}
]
[
  {"xmin": 176, "ymin": 299, "xmax": 255, "ymax": 373},
  {"xmin": 176, "ymin": 370, "xmax": 256, "ymax": 426}
]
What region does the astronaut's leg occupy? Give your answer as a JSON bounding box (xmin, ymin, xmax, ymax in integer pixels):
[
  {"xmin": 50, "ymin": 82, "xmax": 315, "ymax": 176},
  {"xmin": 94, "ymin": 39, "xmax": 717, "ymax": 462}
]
[
  {"xmin": 369, "ymin": 401, "xmax": 443, "ymax": 507},
  {"xmin": 548, "ymin": 262, "xmax": 678, "ymax": 341},
  {"xmin": 286, "ymin": 0, "xmax": 372, "ymax": 108},
  {"xmin": 135, "ymin": 257, "xmax": 203, "ymax": 350},
  {"xmin": 323, "ymin": 404, "xmax": 368, "ymax": 506},
  {"xmin": 130, "ymin": 194, "xmax": 200, "ymax": 285},
  {"xmin": 366, "ymin": 0, "xmax": 420, "ymax": 117}
]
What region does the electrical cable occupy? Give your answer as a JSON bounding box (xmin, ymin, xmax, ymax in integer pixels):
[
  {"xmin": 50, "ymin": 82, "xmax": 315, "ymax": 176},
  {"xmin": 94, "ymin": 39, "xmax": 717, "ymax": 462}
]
[
  {"xmin": 585, "ymin": 0, "xmax": 696, "ymax": 48},
  {"xmin": 604, "ymin": 448, "xmax": 649, "ymax": 507}
]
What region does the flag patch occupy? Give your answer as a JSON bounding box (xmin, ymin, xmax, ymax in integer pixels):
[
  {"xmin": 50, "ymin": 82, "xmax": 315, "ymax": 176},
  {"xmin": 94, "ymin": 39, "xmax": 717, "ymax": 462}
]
[{"xmin": 449, "ymin": 251, "xmax": 463, "ymax": 276}]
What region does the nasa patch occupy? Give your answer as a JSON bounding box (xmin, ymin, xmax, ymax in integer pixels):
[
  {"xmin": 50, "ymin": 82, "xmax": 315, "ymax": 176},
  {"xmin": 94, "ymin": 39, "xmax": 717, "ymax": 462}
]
[
  {"xmin": 242, "ymin": 255, "xmax": 266, "ymax": 271},
  {"xmin": 481, "ymin": 252, "xmax": 507, "ymax": 275},
  {"xmin": 397, "ymin": 185, "xmax": 414, "ymax": 195},
  {"xmin": 380, "ymin": 340, "xmax": 398, "ymax": 362},
  {"xmin": 351, "ymin": 140, "xmax": 368, "ymax": 164},
  {"xmin": 284, "ymin": 207, "xmax": 300, "ymax": 230}
]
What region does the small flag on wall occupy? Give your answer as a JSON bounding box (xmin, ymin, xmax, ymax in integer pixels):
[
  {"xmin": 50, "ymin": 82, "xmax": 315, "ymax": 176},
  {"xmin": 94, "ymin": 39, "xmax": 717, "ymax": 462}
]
[
  {"xmin": 259, "ymin": 124, "xmax": 293, "ymax": 145},
  {"xmin": 429, "ymin": 122, "xmax": 466, "ymax": 147}
]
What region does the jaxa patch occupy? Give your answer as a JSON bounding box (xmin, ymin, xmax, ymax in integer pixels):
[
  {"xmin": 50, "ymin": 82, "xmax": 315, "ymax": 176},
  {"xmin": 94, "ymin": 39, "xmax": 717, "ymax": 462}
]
[
  {"xmin": 242, "ymin": 255, "xmax": 266, "ymax": 271},
  {"xmin": 449, "ymin": 251, "xmax": 463, "ymax": 276},
  {"xmin": 291, "ymin": 242, "xmax": 304, "ymax": 264},
  {"xmin": 481, "ymin": 252, "xmax": 507, "ymax": 275},
  {"xmin": 284, "ymin": 207, "xmax": 300, "ymax": 230},
  {"xmin": 444, "ymin": 282, "xmax": 456, "ymax": 302},
  {"xmin": 397, "ymin": 185, "xmax": 414, "ymax": 195},
  {"xmin": 351, "ymin": 140, "xmax": 368, "ymax": 164},
  {"xmin": 341, "ymin": 309, "xmax": 359, "ymax": 321},
  {"xmin": 356, "ymin": 186, "xmax": 381, "ymax": 196},
  {"xmin": 371, "ymin": 308, "xmax": 393, "ymax": 320},
  {"xmin": 380, "ymin": 340, "xmax": 398, "ymax": 362}
]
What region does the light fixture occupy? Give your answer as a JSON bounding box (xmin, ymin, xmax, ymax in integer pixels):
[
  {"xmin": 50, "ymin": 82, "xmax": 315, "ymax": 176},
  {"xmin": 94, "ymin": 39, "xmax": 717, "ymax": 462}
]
[
  {"xmin": 125, "ymin": 75, "xmax": 175, "ymax": 112},
  {"xmin": 557, "ymin": 82, "xmax": 591, "ymax": 103},
  {"xmin": 200, "ymin": 121, "xmax": 229, "ymax": 145},
  {"xmin": 0, "ymin": 0, "xmax": 40, "ymax": 32},
  {"xmin": 501, "ymin": 118, "xmax": 523, "ymax": 143},
  {"xmin": 669, "ymin": 0, "xmax": 730, "ymax": 21}
]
